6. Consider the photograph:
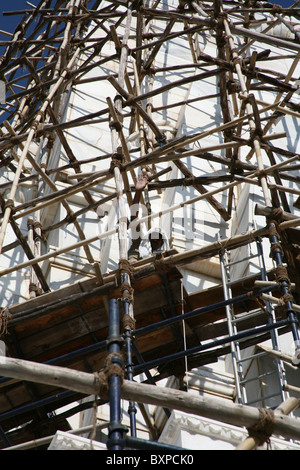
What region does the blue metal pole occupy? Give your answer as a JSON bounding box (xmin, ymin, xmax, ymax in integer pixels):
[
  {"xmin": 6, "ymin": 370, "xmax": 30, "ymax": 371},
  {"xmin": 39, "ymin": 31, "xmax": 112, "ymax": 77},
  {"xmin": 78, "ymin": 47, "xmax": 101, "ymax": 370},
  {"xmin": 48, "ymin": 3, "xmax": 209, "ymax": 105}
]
[
  {"xmin": 107, "ymin": 298, "xmax": 126, "ymax": 450},
  {"xmin": 124, "ymin": 326, "xmax": 137, "ymax": 437},
  {"xmin": 133, "ymin": 319, "xmax": 289, "ymax": 374},
  {"xmin": 133, "ymin": 284, "xmax": 279, "ymax": 339},
  {"xmin": 268, "ymin": 221, "xmax": 300, "ymax": 365},
  {"xmin": 0, "ymin": 285, "xmax": 278, "ymax": 390}
]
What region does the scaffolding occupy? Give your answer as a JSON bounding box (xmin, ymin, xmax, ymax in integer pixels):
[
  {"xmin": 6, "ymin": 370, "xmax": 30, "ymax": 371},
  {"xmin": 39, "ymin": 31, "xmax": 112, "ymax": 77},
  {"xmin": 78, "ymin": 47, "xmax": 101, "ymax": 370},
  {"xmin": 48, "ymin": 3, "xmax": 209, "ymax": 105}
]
[{"xmin": 0, "ymin": 0, "xmax": 299, "ymax": 450}]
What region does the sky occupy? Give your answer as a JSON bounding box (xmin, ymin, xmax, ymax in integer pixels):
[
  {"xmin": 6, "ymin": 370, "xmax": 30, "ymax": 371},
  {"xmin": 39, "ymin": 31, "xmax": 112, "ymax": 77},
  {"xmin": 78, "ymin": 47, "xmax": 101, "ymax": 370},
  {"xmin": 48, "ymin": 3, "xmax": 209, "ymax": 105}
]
[
  {"xmin": 0, "ymin": 1, "xmax": 30, "ymax": 34},
  {"xmin": 0, "ymin": 0, "xmax": 297, "ymax": 37}
]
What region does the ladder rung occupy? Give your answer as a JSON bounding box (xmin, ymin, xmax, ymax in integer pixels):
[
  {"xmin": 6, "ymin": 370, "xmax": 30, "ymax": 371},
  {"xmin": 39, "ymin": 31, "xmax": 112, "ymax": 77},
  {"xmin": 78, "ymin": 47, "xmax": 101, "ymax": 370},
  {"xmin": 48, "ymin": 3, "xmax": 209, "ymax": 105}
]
[
  {"xmin": 224, "ymin": 253, "xmax": 259, "ymax": 267},
  {"xmin": 245, "ymin": 392, "xmax": 282, "ymax": 406},
  {"xmin": 239, "ymin": 369, "xmax": 277, "ymax": 385},
  {"xmin": 237, "ymin": 351, "xmax": 267, "ymax": 363},
  {"xmin": 225, "ymin": 272, "xmax": 263, "ymax": 286},
  {"xmin": 231, "ymin": 309, "xmax": 264, "ymax": 323}
]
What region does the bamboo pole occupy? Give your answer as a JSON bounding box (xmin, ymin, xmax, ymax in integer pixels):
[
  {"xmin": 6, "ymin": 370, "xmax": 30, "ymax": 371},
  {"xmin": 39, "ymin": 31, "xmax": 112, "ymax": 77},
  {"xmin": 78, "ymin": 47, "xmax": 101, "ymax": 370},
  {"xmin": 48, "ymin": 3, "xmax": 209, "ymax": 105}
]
[
  {"xmin": 0, "ymin": 217, "xmax": 269, "ymax": 279},
  {"xmin": 6, "ymin": 172, "xmax": 112, "ymax": 221},
  {"xmin": 129, "ymin": 152, "xmax": 299, "ymax": 233},
  {"xmin": 109, "ymin": 2, "xmax": 135, "ymax": 331},
  {"xmin": 125, "ymin": 100, "xmax": 281, "ymax": 167},
  {"xmin": 283, "ymin": 383, "xmax": 300, "ymax": 396},
  {"xmin": 3, "ymin": 117, "xmax": 96, "ymax": 265},
  {"xmin": 0, "ymin": 356, "xmax": 299, "ymax": 442},
  {"xmin": 2, "ymin": 422, "xmax": 109, "ymax": 451},
  {"xmin": 108, "ymin": 75, "xmax": 166, "ymax": 143},
  {"xmin": 222, "ymin": 15, "xmax": 272, "ymax": 208},
  {"xmin": 0, "ymin": 228, "xmax": 117, "ymax": 277},
  {"xmin": 235, "ymin": 397, "xmax": 300, "ymax": 450},
  {"xmin": 245, "ymin": 51, "xmax": 300, "ymax": 163},
  {"xmin": 0, "ymin": 45, "xmax": 82, "ymax": 255},
  {"xmin": 279, "ymin": 218, "xmax": 300, "ymax": 230},
  {"xmin": 0, "ymin": 109, "xmax": 293, "ymax": 228},
  {"xmin": 257, "ymin": 344, "xmax": 298, "ymax": 367},
  {"xmin": 0, "ymin": 0, "xmax": 299, "ymax": 448},
  {"xmin": 255, "ymin": 203, "xmax": 300, "ymax": 221},
  {"xmin": 260, "ymin": 293, "xmax": 300, "ymax": 313},
  {"xmin": 230, "ymin": 23, "xmax": 300, "ymax": 54}
]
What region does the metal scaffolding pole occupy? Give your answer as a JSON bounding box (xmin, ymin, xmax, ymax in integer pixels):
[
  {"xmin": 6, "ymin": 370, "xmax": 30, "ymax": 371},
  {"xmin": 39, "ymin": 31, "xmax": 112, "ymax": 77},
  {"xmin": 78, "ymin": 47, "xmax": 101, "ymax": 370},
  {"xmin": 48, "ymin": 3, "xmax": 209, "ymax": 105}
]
[
  {"xmin": 133, "ymin": 319, "xmax": 289, "ymax": 374},
  {"xmin": 106, "ymin": 299, "xmax": 126, "ymax": 450}
]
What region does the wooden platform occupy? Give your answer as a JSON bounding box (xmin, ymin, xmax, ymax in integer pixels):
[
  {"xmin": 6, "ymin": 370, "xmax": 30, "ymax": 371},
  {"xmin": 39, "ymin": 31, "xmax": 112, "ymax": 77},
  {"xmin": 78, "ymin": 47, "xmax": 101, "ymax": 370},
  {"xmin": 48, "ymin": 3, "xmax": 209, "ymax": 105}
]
[
  {"xmin": 1, "ymin": 219, "xmax": 299, "ymax": 447},
  {"xmin": 0, "ymin": 250, "xmax": 290, "ymax": 447}
]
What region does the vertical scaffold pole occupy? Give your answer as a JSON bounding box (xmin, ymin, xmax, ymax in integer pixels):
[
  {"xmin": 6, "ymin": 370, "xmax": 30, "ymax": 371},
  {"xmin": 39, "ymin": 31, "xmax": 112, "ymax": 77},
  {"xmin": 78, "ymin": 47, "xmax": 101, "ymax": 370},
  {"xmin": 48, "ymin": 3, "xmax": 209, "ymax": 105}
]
[
  {"xmin": 107, "ymin": 298, "xmax": 126, "ymax": 450},
  {"xmin": 268, "ymin": 221, "xmax": 300, "ymax": 366},
  {"xmin": 123, "ymin": 302, "xmax": 137, "ymax": 437},
  {"xmin": 220, "ymin": 6, "xmax": 300, "ymax": 367},
  {"xmin": 108, "ymin": 0, "xmax": 137, "ymax": 438}
]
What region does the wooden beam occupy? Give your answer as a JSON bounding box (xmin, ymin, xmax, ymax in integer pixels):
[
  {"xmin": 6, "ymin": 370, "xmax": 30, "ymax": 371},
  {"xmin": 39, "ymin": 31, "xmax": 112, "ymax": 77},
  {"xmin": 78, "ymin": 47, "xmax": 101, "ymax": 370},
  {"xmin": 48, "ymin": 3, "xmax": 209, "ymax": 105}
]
[
  {"xmin": 0, "ymin": 356, "xmax": 299, "ymax": 442},
  {"xmin": 235, "ymin": 397, "xmax": 300, "ymax": 450}
]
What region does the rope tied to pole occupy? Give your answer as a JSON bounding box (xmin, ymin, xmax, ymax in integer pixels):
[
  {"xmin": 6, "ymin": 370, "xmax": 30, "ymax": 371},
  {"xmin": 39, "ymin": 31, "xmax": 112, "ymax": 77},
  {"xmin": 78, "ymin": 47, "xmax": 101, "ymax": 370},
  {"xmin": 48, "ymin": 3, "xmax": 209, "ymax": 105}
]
[
  {"xmin": 271, "ymin": 4, "xmax": 283, "ymax": 14},
  {"xmin": 275, "ymin": 264, "xmax": 291, "ymax": 288},
  {"xmin": 279, "ymin": 293, "xmax": 295, "ymax": 310},
  {"xmin": 268, "ymin": 221, "xmax": 283, "ymax": 255},
  {"xmin": 267, "ymin": 208, "xmax": 284, "ymax": 225},
  {"xmin": 154, "ymin": 256, "xmax": 172, "ymax": 273},
  {"xmin": 29, "ymin": 282, "xmax": 42, "ymax": 296},
  {"xmin": 0, "ymin": 307, "xmax": 11, "ymax": 337},
  {"xmin": 3, "ymin": 198, "xmax": 15, "ymax": 213},
  {"xmin": 274, "ymin": 264, "xmax": 294, "ymax": 310},
  {"xmin": 119, "ymin": 258, "xmax": 135, "ymax": 280},
  {"xmin": 97, "ymin": 352, "xmax": 125, "ymax": 400},
  {"xmin": 109, "ymin": 151, "xmax": 124, "ymax": 173},
  {"xmin": 123, "ymin": 313, "xmax": 136, "ymax": 330},
  {"xmin": 246, "ymin": 407, "xmax": 275, "ymax": 448},
  {"xmin": 120, "ymin": 281, "xmax": 134, "ymax": 304},
  {"xmin": 65, "ymin": 211, "xmax": 77, "ymax": 225},
  {"xmin": 270, "ymin": 241, "xmax": 283, "ymax": 256},
  {"xmin": 182, "ymin": 176, "xmax": 195, "ymax": 187},
  {"xmin": 119, "ymin": 258, "xmax": 135, "ymax": 304}
]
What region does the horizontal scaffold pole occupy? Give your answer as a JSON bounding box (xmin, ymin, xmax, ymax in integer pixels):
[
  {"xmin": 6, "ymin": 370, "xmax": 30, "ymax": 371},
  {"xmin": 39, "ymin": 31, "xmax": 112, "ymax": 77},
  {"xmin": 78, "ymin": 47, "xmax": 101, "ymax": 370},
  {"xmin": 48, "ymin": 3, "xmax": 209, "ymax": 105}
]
[
  {"xmin": 0, "ymin": 356, "xmax": 299, "ymax": 442},
  {"xmin": 0, "ymin": 221, "xmax": 269, "ymax": 278},
  {"xmin": 133, "ymin": 319, "xmax": 289, "ymax": 374},
  {"xmin": 133, "ymin": 284, "xmax": 280, "ymax": 338}
]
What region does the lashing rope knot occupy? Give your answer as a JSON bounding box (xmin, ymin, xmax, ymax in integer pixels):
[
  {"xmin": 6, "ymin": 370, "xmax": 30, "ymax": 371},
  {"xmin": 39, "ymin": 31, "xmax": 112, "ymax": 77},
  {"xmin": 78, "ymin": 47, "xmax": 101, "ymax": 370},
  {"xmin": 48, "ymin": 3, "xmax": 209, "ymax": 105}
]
[
  {"xmin": 275, "ymin": 264, "xmax": 291, "ymax": 287},
  {"xmin": 97, "ymin": 352, "xmax": 124, "ymax": 400},
  {"xmin": 119, "ymin": 259, "xmax": 135, "ymax": 280},
  {"xmin": 123, "ymin": 313, "xmax": 136, "ymax": 330},
  {"xmin": 246, "ymin": 408, "xmax": 275, "ymax": 447},
  {"xmin": 120, "ymin": 281, "xmax": 134, "ymax": 304},
  {"xmin": 0, "ymin": 308, "xmax": 11, "ymax": 337}
]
